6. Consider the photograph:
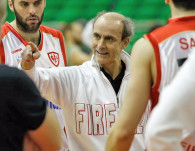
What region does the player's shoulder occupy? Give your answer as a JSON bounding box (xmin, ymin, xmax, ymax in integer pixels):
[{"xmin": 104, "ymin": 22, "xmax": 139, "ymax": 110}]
[
  {"xmin": 131, "ymin": 37, "xmax": 154, "ymax": 62},
  {"xmin": 133, "ymin": 37, "xmax": 154, "ymax": 53},
  {"xmin": 40, "ymin": 25, "xmax": 63, "ymax": 38},
  {"xmin": 149, "ymin": 25, "xmax": 168, "ymax": 36},
  {"xmin": 1, "ymin": 22, "xmax": 11, "ymax": 38}
]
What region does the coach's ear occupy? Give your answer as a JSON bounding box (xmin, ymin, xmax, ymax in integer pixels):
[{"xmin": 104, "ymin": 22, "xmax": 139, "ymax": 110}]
[
  {"xmin": 8, "ymin": 0, "xmax": 14, "ymax": 12},
  {"xmin": 121, "ymin": 37, "xmax": 130, "ymax": 50}
]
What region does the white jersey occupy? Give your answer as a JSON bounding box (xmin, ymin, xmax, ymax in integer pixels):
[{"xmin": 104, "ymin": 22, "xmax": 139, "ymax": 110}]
[
  {"xmin": 144, "ymin": 16, "xmax": 195, "ymax": 110},
  {"xmin": 0, "ymin": 22, "xmax": 69, "ymax": 151},
  {"xmin": 0, "ymin": 22, "xmax": 67, "ymax": 67},
  {"xmin": 146, "ymin": 49, "xmax": 195, "ymax": 151},
  {"xmin": 22, "ymin": 51, "xmax": 150, "ymax": 151}
]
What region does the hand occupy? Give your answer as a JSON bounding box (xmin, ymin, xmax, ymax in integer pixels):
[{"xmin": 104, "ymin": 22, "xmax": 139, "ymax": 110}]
[{"xmin": 21, "ymin": 42, "xmax": 40, "ymax": 70}]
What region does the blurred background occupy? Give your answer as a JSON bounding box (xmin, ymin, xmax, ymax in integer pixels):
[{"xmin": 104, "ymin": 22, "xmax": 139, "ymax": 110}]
[{"xmin": 6, "ymin": 0, "xmax": 171, "ymax": 53}]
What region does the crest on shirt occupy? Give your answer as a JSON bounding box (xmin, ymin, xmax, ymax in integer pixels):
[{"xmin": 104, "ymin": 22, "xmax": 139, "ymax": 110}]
[{"xmin": 47, "ymin": 52, "xmax": 60, "ymax": 67}]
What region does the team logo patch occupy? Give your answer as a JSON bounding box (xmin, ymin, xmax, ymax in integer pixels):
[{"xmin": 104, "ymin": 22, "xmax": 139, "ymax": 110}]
[
  {"xmin": 47, "ymin": 52, "xmax": 60, "ymax": 67},
  {"xmin": 17, "ymin": 56, "xmax": 22, "ymax": 65}
]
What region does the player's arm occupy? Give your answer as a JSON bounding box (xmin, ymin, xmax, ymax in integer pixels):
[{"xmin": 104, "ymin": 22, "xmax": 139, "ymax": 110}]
[
  {"xmin": 106, "ymin": 38, "xmax": 154, "ymax": 151},
  {"xmin": 28, "ymin": 107, "xmax": 62, "ymax": 151}
]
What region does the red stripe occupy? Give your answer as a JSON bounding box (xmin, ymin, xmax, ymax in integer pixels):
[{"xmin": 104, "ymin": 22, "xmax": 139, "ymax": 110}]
[
  {"xmin": 151, "ymin": 16, "xmax": 195, "ymax": 44},
  {"xmin": 58, "ymin": 31, "xmax": 67, "ymax": 66},
  {"xmin": 1, "ymin": 23, "xmax": 10, "ymax": 38},
  {"xmin": 0, "ymin": 42, "xmax": 5, "ymax": 64},
  {"xmin": 144, "ymin": 34, "xmax": 161, "ymax": 110},
  {"xmin": 5, "ymin": 22, "xmax": 29, "ymax": 46},
  {"xmin": 40, "ymin": 25, "xmax": 60, "ymax": 38},
  {"xmin": 39, "ymin": 25, "xmax": 67, "ymax": 66}
]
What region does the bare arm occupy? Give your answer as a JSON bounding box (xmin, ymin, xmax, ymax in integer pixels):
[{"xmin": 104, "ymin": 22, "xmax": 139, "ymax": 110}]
[
  {"xmin": 106, "ymin": 38, "xmax": 155, "ymax": 151},
  {"xmin": 28, "ymin": 107, "xmax": 62, "ymax": 151}
]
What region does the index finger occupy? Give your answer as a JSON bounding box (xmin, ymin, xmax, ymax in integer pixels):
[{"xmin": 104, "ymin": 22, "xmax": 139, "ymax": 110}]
[{"xmin": 29, "ymin": 42, "xmax": 39, "ymax": 53}]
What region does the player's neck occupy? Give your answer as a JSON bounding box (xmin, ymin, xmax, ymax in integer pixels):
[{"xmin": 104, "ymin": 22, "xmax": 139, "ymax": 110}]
[
  {"xmin": 10, "ymin": 20, "xmax": 41, "ymax": 46},
  {"xmin": 171, "ymin": 7, "xmax": 195, "ymax": 19}
]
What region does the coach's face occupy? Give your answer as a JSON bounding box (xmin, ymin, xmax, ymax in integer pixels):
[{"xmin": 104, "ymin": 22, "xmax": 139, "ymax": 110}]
[
  {"xmin": 8, "ymin": 0, "xmax": 46, "ymax": 33},
  {"xmin": 0, "ymin": 0, "xmax": 7, "ymax": 42},
  {"xmin": 92, "ymin": 16, "xmax": 126, "ymax": 67}
]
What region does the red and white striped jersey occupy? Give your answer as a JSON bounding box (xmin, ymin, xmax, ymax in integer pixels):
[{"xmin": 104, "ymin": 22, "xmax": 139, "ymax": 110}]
[
  {"xmin": 0, "ymin": 22, "xmax": 69, "ymax": 151},
  {"xmin": 0, "ymin": 22, "xmax": 67, "ymax": 68},
  {"xmin": 144, "ymin": 16, "xmax": 195, "ymax": 109}
]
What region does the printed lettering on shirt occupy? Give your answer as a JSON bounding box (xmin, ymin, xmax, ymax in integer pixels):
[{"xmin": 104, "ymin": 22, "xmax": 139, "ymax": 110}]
[
  {"xmin": 87, "ymin": 104, "xmax": 93, "ymax": 135},
  {"xmin": 75, "ymin": 103, "xmax": 85, "ymax": 134},
  {"xmin": 46, "ymin": 100, "xmax": 61, "ymax": 109},
  {"xmin": 181, "ymin": 141, "xmax": 195, "ymax": 151},
  {"xmin": 179, "ymin": 37, "xmax": 195, "ymax": 50},
  {"xmin": 104, "ymin": 103, "xmax": 116, "ymax": 134},
  {"xmin": 75, "ymin": 103, "xmax": 114, "ymax": 135},
  {"xmin": 11, "ymin": 48, "xmax": 22, "ymax": 54},
  {"xmin": 135, "ymin": 102, "xmax": 151, "ymax": 134},
  {"xmin": 135, "ymin": 118, "xmax": 144, "ymax": 134},
  {"xmin": 92, "ymin": 104, "xmax": 104, "ymax": 135},
  {"xmin": 75, "ymin": 103, "xmax": 145, "ymax": 135}
]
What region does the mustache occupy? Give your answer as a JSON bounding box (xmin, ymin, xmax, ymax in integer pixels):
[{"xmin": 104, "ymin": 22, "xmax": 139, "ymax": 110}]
[
  {"xmin": 96, "ymin": 48, "xmax": 107, "ymax": 52},
  {"xmin": 26, "ymin": 15, "xmax": 39, "ymax": 20}
]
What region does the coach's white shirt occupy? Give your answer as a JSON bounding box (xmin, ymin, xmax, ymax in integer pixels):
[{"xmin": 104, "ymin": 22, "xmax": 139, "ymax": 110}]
[
  {"xmin": 145, "ymin": 50, "xmax": 195, "ymax": 151},
  {"xmin": 21, "ymin": 51, "xmax": 150, "ymax": 151}
]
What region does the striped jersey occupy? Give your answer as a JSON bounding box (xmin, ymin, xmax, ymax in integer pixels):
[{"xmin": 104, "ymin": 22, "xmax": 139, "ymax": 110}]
[
  {"xmin": 0, "ymin": 22, "xmax": 68, "ymax": 151},
  {"xmin": 144, "ymin": 16, "xmax": 195, "ymax": 109}
]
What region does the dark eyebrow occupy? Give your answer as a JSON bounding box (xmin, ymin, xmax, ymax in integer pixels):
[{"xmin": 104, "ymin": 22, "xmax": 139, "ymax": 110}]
[
  {"xmin": 105, "ymin": 35, "xmax": 116, "ymax": 40},
  {"xmin": 93, "ymin": 32, "xmax": 100, "ymax": 36}
]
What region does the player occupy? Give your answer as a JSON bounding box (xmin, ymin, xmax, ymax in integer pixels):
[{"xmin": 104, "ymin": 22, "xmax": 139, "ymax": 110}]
[
  {"xmin": 146, "ymin": 49, "xmax": 195, "ymax": 151},
  {"xmin": 0, "ymin": 0, "xmax": 62, "ymax": 150},
  {"xmin": 20, "ymin": 12, "xmax": 150, "ymax": 151},
  {"xmin": 106, "ymin": 0, "xmax": 195, "ymax": 150},
  {"xmin": 0, "ymin": 0, "xmax": 68, "ymax": 150},
  {"xmin": 63, "ymin": 21, "xmax": 92, "ymax": 66}
]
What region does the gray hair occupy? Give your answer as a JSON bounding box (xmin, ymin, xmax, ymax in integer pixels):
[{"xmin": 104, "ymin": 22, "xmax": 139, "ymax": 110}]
[{"xmin": 93, "ymin": 11, "xmax": 134, "ymax": 40}]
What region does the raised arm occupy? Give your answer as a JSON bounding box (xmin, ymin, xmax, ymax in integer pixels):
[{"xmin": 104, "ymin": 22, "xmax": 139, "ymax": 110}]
[
  {"xmin": 20, "ymin": 42, "xmax": 80, "ymax": 107},
  {"xmin": 106, "ymin": 38, "xmax": 155, "ymax": 151}
]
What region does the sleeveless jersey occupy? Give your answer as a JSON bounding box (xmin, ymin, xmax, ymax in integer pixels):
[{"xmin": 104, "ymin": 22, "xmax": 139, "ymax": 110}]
[
  {"xmin": 144, "ymin": 16, "xmax": 195, "ymax": 109},
  {"xmin": 0, "ymin": 22, "xmax": 67, "ymax": 67},
  {"xmin": 0, "ymin": 22, "xmax": 69, "ymax": 151}
]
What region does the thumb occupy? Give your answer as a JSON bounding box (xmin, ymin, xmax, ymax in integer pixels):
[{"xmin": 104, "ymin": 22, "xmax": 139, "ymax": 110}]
[{"xmin": 33, "ymin": 51, "xmax": 41, "ymax": 60}]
